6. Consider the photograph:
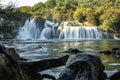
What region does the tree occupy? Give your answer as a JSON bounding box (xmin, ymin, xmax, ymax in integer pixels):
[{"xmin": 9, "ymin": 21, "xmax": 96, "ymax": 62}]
[
  {"xmin": 45, "ymin": 0, "xmax": 56, "ymax": 9},
  {"xmin": 100, "ymin": 9, "xmax": 120, "ymax": 34},
  {"xmin": 20, "ymin": 6, "xmax": 31, "ymax": 13},
  {"xmin": 73, "ymin": 8, "xmax": 86, "ymax": 23},
  {"xmin": 32, "ymin": 2, "xmax": 45, "ymax": 12},
  {"xmin": 86, "ymin": 9, "xmax": 100, "ymax": 26},
  {"xmin": 0, "ymin": 3, "xmax": 31, "ymax": 38}
]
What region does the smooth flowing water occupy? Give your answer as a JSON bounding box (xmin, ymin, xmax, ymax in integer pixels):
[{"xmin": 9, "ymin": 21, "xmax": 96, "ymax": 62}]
[
  {"xmin": 17, "ymin": 19, "xmax": 115, "ymax": 40},
  {"xmin": 1, "ymin": 40, "xmax": 120, "ymax": 79}
]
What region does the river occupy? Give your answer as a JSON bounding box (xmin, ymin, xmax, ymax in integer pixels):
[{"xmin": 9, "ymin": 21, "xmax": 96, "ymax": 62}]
[{"xmin": 1, "ymin": 39, "xmax": 120, "ymax": 79}]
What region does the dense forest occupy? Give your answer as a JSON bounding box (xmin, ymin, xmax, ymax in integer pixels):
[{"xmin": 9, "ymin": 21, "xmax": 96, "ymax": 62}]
[{"xmin": 0, "ymin": 0, "xmax": 120, "ymax": 38}]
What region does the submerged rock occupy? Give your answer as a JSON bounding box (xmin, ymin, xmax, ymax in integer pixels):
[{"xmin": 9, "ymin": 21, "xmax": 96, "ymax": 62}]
[
  {"xmin": 100, "ymin": 50, "xmax": 112, "ymax": 55},
  {"xmin": 64, "ymin": 48, "xmax": 82, "ymax": 54},
  {"xmin": 99, "ymin": 47, "xmax": 120, "ymax": 59}
]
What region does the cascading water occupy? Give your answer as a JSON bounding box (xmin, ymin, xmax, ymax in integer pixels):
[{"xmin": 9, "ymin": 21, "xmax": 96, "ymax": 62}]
[
  {"xmin": 40, "ymin": 20, "xmax": 59, "ymax": 39},
  {"xmin": 58, "ymin": 26, "xmax": 103, "ymax": 39},
  {"xmin": 17, "ymin": 19, "xmax": 41, "ymax": 40},
  {"xmin": 17, "ymin": 19, "xmax": 115, "ymax": 40},
  {"xmin": 17, "ymin": 19, "xmax": 58, "ymax": 40}
]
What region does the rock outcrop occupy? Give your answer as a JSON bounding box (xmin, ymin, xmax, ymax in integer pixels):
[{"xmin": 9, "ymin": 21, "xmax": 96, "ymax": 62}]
[
  {"xmin": 57, "ymin": 54, "xmax": 106, "ymax": 80},
  {"xmin": 0, "ymin": 45, "xmax": 69, "ymax": 80}
]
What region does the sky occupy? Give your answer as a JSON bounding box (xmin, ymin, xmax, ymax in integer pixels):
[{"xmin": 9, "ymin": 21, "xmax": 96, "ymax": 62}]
[{"xmin": 0, "ymin": 0, "xmax": 47, "ymax": 7}]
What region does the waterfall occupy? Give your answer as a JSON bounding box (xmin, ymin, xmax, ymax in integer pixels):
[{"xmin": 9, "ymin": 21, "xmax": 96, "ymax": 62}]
[
  {"xmin": 17, "ymin": 19, "xmax": 59, "ymax": 40},
  {"xmin": 17, "ymin": 19, "xmax": 115, "ymax": 40},
  {"xmin": 40, "ymin": 20, "xmax": 58, "ymax": 39},
  {"xmin": 59, "ymin": 26, "xmax": 103, "ymax": 40},
  {"xmin": 17, "ymin": 19, "xmax": 41, "ymax": 40}
]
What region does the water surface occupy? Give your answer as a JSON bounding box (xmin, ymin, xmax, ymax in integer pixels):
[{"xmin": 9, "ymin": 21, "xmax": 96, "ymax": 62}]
[{"xmin": 1, "ymin": 40, "xmax": 120, "ymax": 79}]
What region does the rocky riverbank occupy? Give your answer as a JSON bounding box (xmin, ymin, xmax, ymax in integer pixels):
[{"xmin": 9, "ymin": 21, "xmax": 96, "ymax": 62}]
[{"xmin": 0, "ymin": 45, "xmax": 120, "ymax": 80}]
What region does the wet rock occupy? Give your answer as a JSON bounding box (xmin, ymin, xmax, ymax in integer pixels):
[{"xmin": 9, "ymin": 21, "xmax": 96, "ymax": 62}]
[
  {"xmin": 109, "ymin": 71, "xmax": 120, "ymax": 80},
  {"xmin": 0, "ymin": 44, "xmax": 25, "ymax": 80},
  {"xmin": 112, "ymin": 48, "xmax": 120, "ymax": 59},
  {"xmin": 99, "ymin": 47, "xmax": 120, "ymax": 59},
  {"xmin": 64, "ymin": 48, "xmax": 82, "ymax": 54},
  {"xmin": 41, "ymin": 74, "xmax": 56, "ymax": 80},
  {"xmin": 57, "ymin": 54, "xmax": 105, "ymax": 80},
  {"xmin": 100, "ymin": 50, "xmax": 112, "ymax": 55},
  {"xmin": 112, "ymin": 48, "xmax": 120, "ymax": 52},
  {"xmin": 7, "ymin": 47, "xmax": 27, "ymax": 61},
  {"xmin": 0, "ymin": 44, "xmax": 69, "ymax": 80}
]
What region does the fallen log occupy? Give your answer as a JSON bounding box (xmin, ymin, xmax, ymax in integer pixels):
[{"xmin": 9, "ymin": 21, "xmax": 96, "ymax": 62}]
[
  {"xmin": 20, "ymin": 55, "xmax": 69, "ymax": 72},
  {"xmin": 57, "ymin": 54, "xmax": 106, "ymax": 80},
  {"xmin": 0, "ymin": 45, "xmax": 69, "ymax": 80},
  {"xmin": 19, "ymin": 55, "xmax": 69, "ymax": 80}
]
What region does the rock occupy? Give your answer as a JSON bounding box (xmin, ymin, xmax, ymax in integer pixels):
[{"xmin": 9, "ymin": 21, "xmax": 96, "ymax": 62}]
[
  {"xmin": 100, "ymin": 50, "xmax": 112, "ymax": 55},
  {"xmin": 0, "ymin": 44, "xmax": 69, "ymax": 80},
  {"xmin": 41, "ymin": 74, "xmax": 56, "ymax": 80},
  {"xmin": 99, "ymin": 48, "xmax": 120, "ymax": 59},
  {"xmin": 112, "ymin": 48, "xmax": 120, "ymax": 52},
  {"xmin": 7, "ymin": 47, "xmax": 27, "ymax": 61},
  {"xmin": 109, "ymin": 71, "xmax": 120, "ymax": 80},
  {"xmin": 64, "ymin": 48, "xmax": 82, "ymax": 54},
  {"xmin": 112, "ymin": 48, "xmax": 120, "ymax": 59},
  {"xmin": 0, "ymin": 44, "xmax": 25, "ymax": 80},
  {"xmin": 57, "ymin": 54, "xmax": 105, "ymax": 80}
]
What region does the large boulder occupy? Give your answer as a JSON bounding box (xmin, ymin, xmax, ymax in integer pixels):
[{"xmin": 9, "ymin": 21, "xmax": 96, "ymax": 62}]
[
  {"xmin": 57, "ymin": 54, "xmax": 106, "ymax": 80},
  {"xmin": 0, "ymin": 44, "xmax": 69, "ymax": 80},
  {"xmin": 0, "ymin": 44, "xmax": 25, "ymax": 80},
  {"xmin": 109, "ymin": 71, "xmax": 120, "ymax": 80}
]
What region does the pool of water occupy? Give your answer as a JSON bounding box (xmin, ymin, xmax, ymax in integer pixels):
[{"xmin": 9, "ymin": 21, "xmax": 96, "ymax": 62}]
[{"xmin": 1, "ymin": 40, "xmax": 120, "ymax": 79}]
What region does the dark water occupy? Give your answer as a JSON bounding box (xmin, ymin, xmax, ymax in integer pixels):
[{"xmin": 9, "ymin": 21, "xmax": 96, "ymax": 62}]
[{"xmin": 1, "ymin": 40, "xmax": 120, "ymax": 79}]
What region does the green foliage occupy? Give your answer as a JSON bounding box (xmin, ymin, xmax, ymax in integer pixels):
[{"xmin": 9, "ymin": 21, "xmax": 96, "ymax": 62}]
[
  {"xmin": 67, "ymin": 21, "xmax": 80, "ymax": 26},
  {"xmin": 32, "ymin": 2, "xmax": 45, "ymax": 12},
  {"xmin": 100, "ymin": 9, "xmax": 120, "ymax": 33},
  {"xmin": 20, "ymin": 6, "xmax": 31, "ymax": 13},
  {"xmin": 1, "ymin": 20, "xmax": 19, "ymax": 38},
  {"xmin": 0, "ymin": 3, "xmax": 30, "ymax": 38},
  {"xmin": 86, "ymin": 9, "xmax": 100, "ymax": 26},
  {"xmin": 1, "ymin": 0, "xmax": 120, "ymax": 37},
  {"xmin": 45, "ymin": 0, "xmax": 56, "ymax": 9},
  {"xmin": 52, "ymin": 12, "xmax": 66, "ymax": 22},
  {"xmin": 73, "ymin": 8, "xmax": 86, "ymax": 23}
]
